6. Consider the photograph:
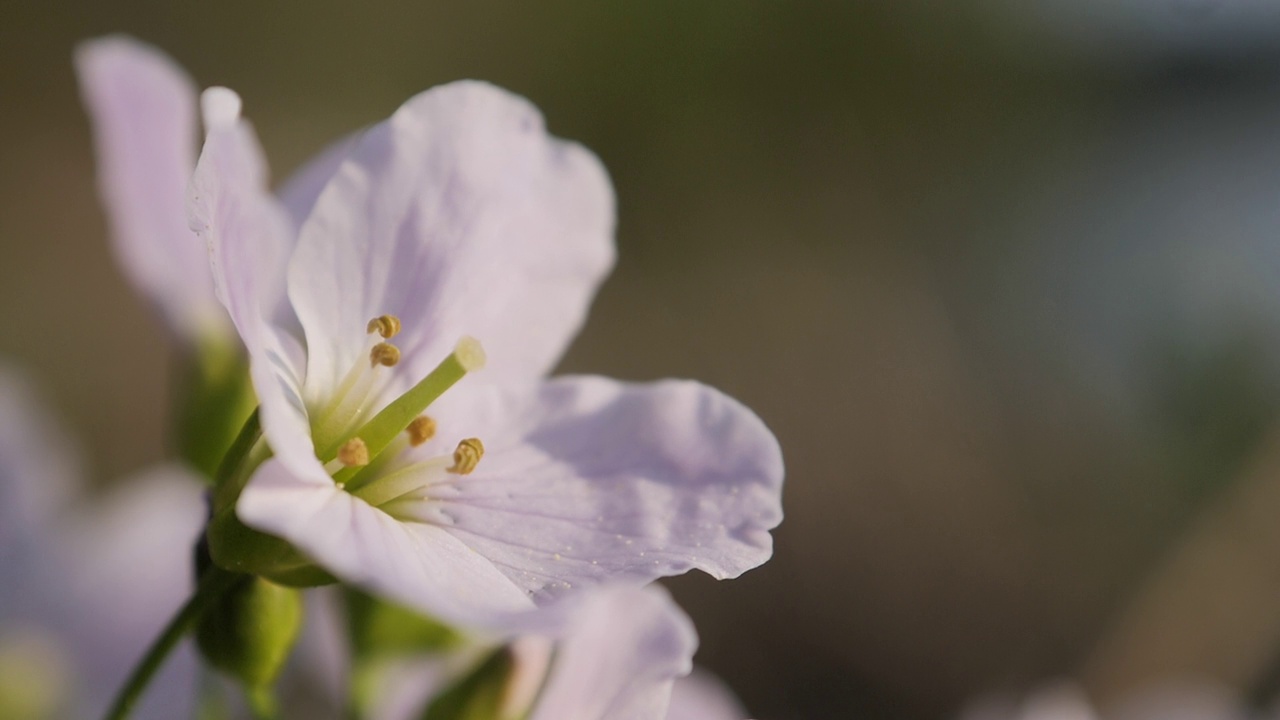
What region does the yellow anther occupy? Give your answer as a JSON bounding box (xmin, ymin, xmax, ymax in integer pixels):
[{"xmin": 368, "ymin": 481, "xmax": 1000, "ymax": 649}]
[
  {"xmin": 367, "ymin": 314, "xmax": 402, "ymax": 339},
  {"xmin": 337, "ymin": 437, "xmax": 370, "ymax": 467},
  {"xmin": 369, "ymin": 342, "xmax": 401, "ymax": 368},
  {"xmin": 407, "ymin": 416, "xmax": 437, "ymax": 447},
  {"xmin": 447, "ymin": 438, "xmax": 484, "ymax": 475}
]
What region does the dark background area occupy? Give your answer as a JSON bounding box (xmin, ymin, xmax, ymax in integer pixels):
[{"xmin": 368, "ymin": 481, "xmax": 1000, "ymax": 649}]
[{"xmin": 6, "ymin": 2, "xmax": 1280, "ymax": 718}]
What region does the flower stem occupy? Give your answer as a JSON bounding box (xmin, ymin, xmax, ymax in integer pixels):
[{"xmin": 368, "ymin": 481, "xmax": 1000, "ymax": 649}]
[
  {"xmin": 212, "ymin": 408, "xmax": 265, "ymax": 513},
  {"xmin": 102, "ymin": 566, "xmax": 248, "ymax": 720},
  {"xmin": 246, "ymin": 685, "xmax": 280, "ymax": 720}
]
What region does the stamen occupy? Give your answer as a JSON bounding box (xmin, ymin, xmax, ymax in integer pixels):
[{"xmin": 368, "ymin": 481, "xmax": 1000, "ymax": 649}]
[
  {"xmin": 337, "ymin": 437, "xmax": 370, "ymax": 467},
  {"xmin": 350, "ymin": 456, "xmax": 449, "ymax": 508},
  {"xmin": 367, "ymin": 315, "xmax": 402, "ymax": 339},
  {"xmin": 331, "ymin": 337, "xmax": 487, "ymax": 486},
  {"xmin": 370, "ymin": 342, "xmax": 401, "ymax": 368},
  {"xmin": 407, "ymin": 416, "xmax": 436, "ymax": 446},
  {"xmin": 447, "ymin": 438, "xmax": 484, "ymax": 475}
]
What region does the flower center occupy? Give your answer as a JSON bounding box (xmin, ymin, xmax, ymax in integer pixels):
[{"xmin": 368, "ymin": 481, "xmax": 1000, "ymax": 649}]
[
  {"xmin": 309, "ymin": 315, "xmax": 406, "ymax": 457},
  {"xmin": 311, "ymin": 315, "xmax": 487, "ymax": 520}
]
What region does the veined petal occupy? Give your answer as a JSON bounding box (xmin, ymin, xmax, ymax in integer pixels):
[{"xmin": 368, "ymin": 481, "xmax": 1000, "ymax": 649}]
[
  {"xmin": 527, "ymin": 585, "xmax": 696, "ymax": 720},
  {"xmin": 235, "ymin": 458, "xmax": 537, "ymax": 627},
  {"xmin": 75, "ymin": 36, "xmax": 227, "ymax": 344},
  {"xmin": 428, "ymin": 376, "xmax": 784, "ymax": 601},
  {"xmin": 287, "ymin": 80, "xmax": 615, "ymax": 405},
  {"xmin": 188, "ymin": 88, "xmax": 315, "ymax": 475}
]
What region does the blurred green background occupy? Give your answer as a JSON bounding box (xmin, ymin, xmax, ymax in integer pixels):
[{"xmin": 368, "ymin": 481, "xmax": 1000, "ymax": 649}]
[{"xmin": 7, "ymin": 2, "xmax": 1280, "ymax": 718}]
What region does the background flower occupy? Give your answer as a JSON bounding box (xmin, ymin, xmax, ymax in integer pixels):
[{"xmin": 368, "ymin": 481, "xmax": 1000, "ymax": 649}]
[{"xmin": 0, "ymin": 364, "xmax": 206, "ymax": 719}]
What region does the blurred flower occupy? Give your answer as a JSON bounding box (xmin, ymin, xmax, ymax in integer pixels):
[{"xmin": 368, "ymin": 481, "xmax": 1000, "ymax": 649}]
[
  {"xmin": 518, "ymin": 585, "xmax": 698, "ymax": 720},
  {"xmin": 359, "ymin": 585, "xmax": 712, "ymax": 720},
  {"xmin": 189, "ymin": 69, "xmax": 783, "ymax": 627},
  {"xmin": 666, "ymin": 668, "xmax": 750, "ymax": 720},
  {"xmin": 77, "ymin": 38, "xmax": 263, "ymax": 479},
  {"xmin": 0, "ymin": 364, "xmax": 206, "ymax": 718},
  {"xmin": 957, "ymin": 681, "xmax": 1270, "ymax": 720},
  {"xmin": 75, "ymin": 37, "xmax": 229, "ymax": 347}
]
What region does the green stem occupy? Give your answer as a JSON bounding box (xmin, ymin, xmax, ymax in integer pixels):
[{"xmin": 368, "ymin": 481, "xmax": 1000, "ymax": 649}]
[
  {"xmin": 212, "ymin": 408, "xmax": 266, "ymax": 513},
  {"xmin": 102, "ymin": 567, "xmax": 248, "ymax": 720},
  {"xmin": 246, "ymin": 686, "xmax": 280, "ymax": 720}
]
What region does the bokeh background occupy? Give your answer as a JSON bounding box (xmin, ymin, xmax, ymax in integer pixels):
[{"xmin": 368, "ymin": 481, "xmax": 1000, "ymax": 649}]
[{"xmin": 5, "ymin": 2, "xmax": 1280, "ymax": 718}]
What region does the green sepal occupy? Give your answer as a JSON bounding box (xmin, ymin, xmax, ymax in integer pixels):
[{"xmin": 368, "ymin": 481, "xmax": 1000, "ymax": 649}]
[
  {"xmin": 204, "ymin": 409, "xmax": 335, "ymax": 587},
  {"xmin": 194, "ymin": 543, "xmax": 303, "ymax": 693},
  {"xmin": 188, "ymin": 551, "xmax": 300, "ymax": 713},
  {"xmin": 174, "ymin": 334, "xmax": 256, "ymax": 482},
  {"xmin": 420, "ymin": 648, "xmax": 520, "ymax": 720},
  {"xmin": 205, "ymin": 505, "xmax": 336, "ymax": 587}
]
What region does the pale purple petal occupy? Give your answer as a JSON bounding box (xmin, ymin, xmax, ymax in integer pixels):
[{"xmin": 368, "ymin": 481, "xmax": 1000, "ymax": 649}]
[
  {"xmin": 188, "ymin": 88, "xmax": 315, "ymax": 476},
  {"xmin": 276, "ymin": 131, "xmax": 363, "ymax": 229},
  {"xmin": 53, "ymin": 466, "xmax": 205, "ymax": 719},
  {"xmin": 236, "ymin": 458, "xmax": 536, "ymax": 627},
  {"xmin": 76, "ymin": 36, "xmax": 227, "ymax": 344},
  {"xmin": 528, "ymin": 585, "xmax": 696, "ymax": 720},
  {"xmin": 426, "ymin": 376, "xmax": 783, "ymax": 602},
  {"xmin": 0, "ymin": 366, "xmax": 79, "ymax": 561},
  {"xmin": 287, "ymin": 80, "xmax": 615, "ymax": 403},
  {"xmin": 666, "ymin": 670, "xmax": 747, "ymax": 720},
  {"xmin": 0, "ymin": 367, "xmax": 201, "ymax": 718}
]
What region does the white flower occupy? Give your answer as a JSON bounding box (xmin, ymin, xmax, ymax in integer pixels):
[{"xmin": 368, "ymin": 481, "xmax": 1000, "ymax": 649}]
[{"xmin": 185, "ymin": 56, "xmax": 783, "ymax": 628}]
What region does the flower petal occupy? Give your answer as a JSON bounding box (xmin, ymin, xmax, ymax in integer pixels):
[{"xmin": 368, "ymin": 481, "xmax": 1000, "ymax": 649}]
[
  {"xmin": 276, "ymin": 131, "xmax": 363, "ymax": 230},
  {"xmin": 666, "ymin": 670, "xmax": 748, "ymax": 720},
  {"xmin": 53, "ymin": 466, "xmax": 205, "ymax": 719},
  {"xmin": 0, "ymin": 365, "xmax": 79, "ymax": 559},
  {"xmin": 528, "ymin": 585, "xmax": 696, "ymax": 720},
  {"xmin": 235, "ymin": 457, "xmax": 536, "ymax": 627},
  {"xmin": 187, "ymin": 88, "xmax": 317, "ymax": 476},
  {"xmin": 429, "ymin": 376, "xmax": 784, "ymax": 602},
  {"xmin": 75, "ymin": 36, "xmax": 227, "ymax": 344},
  {"xmin": 287, "ymin": 80, "xmax": 615, "ymax": 403}
]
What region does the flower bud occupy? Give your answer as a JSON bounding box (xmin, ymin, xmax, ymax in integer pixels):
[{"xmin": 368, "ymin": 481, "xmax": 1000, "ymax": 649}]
[{"xmin": 195, "ymin": 542, "xmax": 303, "ymax": 691}]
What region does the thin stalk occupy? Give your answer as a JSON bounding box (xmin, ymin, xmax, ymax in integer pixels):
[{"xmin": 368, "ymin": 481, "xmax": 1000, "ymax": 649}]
[
  {"xmin": 246, "ymin": 686, "xmax": 280, "ymax": 720},
  {"xmin": 102, "ymin": 567, "xmax": 248, "ymax": 720}
]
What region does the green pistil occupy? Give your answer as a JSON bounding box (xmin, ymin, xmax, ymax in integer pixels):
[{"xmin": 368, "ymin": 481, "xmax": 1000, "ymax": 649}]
[{"xmin": 331, "ymin": 337, "xmax": 484, "ymax": 487}]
